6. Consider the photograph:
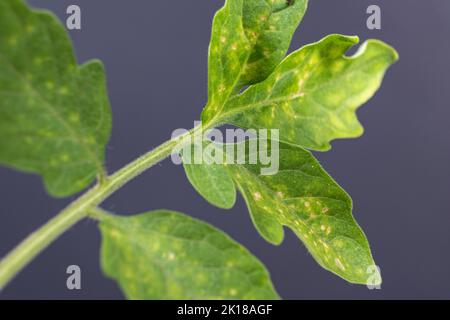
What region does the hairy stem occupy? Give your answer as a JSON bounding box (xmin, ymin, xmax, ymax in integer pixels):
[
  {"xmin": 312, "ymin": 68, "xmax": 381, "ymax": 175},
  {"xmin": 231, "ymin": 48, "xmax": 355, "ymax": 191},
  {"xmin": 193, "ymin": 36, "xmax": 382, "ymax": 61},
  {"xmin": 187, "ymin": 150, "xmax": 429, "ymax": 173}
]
[{"xmin": 0, "ymin": 124, "xmax": 205, "ymax": 290}]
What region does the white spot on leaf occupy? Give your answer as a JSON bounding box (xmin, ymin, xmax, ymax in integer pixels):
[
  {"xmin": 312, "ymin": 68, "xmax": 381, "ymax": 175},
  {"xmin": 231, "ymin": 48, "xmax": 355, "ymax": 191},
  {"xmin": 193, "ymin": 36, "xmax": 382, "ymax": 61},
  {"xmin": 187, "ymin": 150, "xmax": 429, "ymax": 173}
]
[
  {"xmin": 335, "ymin": 258, "xmax": 346, "ymax": 271},
  {"xmin": 253, "ymin": 192, "xmax": 263, "ymax": 201},
  {"xmin": 167, "ymin": 252, "xmax": 176, "ymax": 261}
]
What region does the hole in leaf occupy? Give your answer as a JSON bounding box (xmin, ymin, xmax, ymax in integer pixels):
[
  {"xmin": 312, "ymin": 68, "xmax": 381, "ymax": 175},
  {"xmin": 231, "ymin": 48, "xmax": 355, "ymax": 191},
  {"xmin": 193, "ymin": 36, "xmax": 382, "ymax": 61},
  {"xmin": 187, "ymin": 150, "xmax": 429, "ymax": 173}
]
[{"xmin": 272, "ymin": 0, "xmax": 295, "ymax": 13}]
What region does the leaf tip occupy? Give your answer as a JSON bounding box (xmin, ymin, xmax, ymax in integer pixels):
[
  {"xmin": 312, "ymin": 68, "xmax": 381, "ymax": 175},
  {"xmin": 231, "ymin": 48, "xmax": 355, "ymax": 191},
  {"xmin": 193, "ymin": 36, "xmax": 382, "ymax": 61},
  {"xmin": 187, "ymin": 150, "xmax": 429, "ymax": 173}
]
[{"xmin": 355, "ymin": 39, "xmax": 400, "ymax": 65}]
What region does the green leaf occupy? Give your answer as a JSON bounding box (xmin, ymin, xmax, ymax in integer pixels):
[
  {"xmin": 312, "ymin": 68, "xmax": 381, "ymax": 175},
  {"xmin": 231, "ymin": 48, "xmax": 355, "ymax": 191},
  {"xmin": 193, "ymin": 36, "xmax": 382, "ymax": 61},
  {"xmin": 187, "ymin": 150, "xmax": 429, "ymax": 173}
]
[
  {"xmin": 215, "ymin": 34, "xmax": 398, "ymax": 151},
  {"xmin": 183, "ymin": 143, "xmax": 236, "ymax": 209},
  {"xmin": 182, "ymin": 139, "xmax": 380, "ymax": 285},
  {"xmin": 202, "ymin": 0, "xmax": 308, "ymax": 123},
  {"xmin": 0, "ymin": 0, "xmax": 111, "ymax": 197},
  {"xmin": 99, "ymin": 210, "xmax": 279, "ymax": 300}
]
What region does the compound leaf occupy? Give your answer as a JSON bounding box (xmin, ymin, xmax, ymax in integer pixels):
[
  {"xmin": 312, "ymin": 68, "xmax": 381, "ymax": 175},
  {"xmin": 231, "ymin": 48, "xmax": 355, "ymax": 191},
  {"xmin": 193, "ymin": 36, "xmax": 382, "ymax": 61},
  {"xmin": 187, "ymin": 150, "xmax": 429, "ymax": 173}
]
[
  {"xmin": 216, "ymin": 34, "xmax": 398, "ymax": 151},
  {"xmin": 202, "ymin": 0, "xmax": 308, "ymax": 123},
  {"xmin": 0, "ymin": 0, "xmax": 111, "ymax": 197},
  {"xmin": 100, "ymin": 209, "xmax": 279, "ymax": 300}
]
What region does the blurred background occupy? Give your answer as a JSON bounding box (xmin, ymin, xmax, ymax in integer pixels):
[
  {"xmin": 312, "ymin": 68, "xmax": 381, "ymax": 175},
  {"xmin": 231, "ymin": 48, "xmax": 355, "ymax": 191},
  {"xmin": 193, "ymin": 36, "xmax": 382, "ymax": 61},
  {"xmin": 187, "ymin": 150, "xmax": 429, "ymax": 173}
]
[{"xmin": 1, "ymin": 0, "xmax": 450, "ymax": 299}]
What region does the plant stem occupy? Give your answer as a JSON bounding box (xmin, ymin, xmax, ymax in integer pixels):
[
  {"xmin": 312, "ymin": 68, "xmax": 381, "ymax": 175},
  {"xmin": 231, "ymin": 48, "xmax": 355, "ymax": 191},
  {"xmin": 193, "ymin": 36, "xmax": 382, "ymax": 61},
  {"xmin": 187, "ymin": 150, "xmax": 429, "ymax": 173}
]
[
  {"xmin": 88, "ymin": 207, "xmax": 115, "ymax": 220},
  {"xmin": 0, "ymin": 124, "xmax": 205, "ymax": 290}
]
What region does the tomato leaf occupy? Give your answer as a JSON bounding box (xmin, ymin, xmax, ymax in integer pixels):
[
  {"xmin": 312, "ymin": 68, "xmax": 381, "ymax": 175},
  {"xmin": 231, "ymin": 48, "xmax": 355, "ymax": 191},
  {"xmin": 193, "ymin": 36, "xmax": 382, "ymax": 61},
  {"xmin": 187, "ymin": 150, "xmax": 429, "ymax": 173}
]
[
  {"xmin": 100, "ymin": 209, "xmax": 279, "ymax": 299},
  {"xmin": 202, "ymin": 0, "xmax": 308, "ymax": 123},
  {"xmin": 182, "ymin": 139, "xmax": 381, "ymax": 285},
  {"xmin": 213, "ymin": 34, "xmax": 398, "ymax": 151},
  {"xmin": 0, "ymin": 0, "xmax": 111, "ymax": 197}
]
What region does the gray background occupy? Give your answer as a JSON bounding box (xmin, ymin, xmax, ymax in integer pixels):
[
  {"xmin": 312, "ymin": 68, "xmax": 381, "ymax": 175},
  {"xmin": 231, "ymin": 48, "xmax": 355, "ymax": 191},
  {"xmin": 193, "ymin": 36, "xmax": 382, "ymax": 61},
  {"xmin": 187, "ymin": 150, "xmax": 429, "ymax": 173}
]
[{"xmin": 1, "ymin": 0, "xmax": 449, "ymax": 299}]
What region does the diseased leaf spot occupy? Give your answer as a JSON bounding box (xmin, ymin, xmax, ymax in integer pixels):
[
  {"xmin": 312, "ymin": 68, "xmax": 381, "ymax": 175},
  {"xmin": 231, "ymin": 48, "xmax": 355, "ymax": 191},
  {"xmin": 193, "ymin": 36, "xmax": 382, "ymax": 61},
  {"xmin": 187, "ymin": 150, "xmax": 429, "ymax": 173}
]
[
  {"xmin": 167, "ymin": 252, "xmax": 176, "ymax": 261},
  {"xmin": 60, "ymin": 154, "xmax": 70, "ymax": 162},
  {"xmin": 253, "ymin": 192, "xmax": 263, "ymax": 201},
  {"xmin": 276, "ymin": 191, "xmax": 284, "ymax": 199},
  {"xmin": 335, "ymin": 258, "xmax": 346, "ymax": 271},
  {"xmin": 59, "ymin": 87, "xmax": 69, "ymax": 95},
  {"xmin": 8, "ymin": 36, "xmax": 18, "ymax": 46},
  {"xmin": 25, "ymin": 25, "xmax": 34, "ymax": 34},
  {"xmin": 33, "ymin": 57, "xmax": 43, "ymax": 66},
  {"xmin": 69, "ymin": 112, "xmax": 80, "ymax": 123},
  {"xmin": 45, "ymin": 81, "xmax": 55, "ymax": 90}
]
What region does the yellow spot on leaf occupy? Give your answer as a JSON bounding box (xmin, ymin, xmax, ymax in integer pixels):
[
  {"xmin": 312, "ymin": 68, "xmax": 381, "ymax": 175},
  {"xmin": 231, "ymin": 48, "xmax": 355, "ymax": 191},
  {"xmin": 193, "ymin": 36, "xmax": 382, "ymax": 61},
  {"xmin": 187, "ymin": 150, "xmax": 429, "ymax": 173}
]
[
  {"xmin": 69, "ymin": 112, "xmax": 80, "ymax": 123},
  {"xmin": 60, "ymin": 154, "xmax": 70, "ymax": 162},
  {"xmin": 45, "ymin": 81, "xmax": 55, "ymax": 90},
  {"xmin": 167, "ymin": 252, "xmax": 176, "ymax": 261},
  {"xmin": 59, "ymin": 87, "xmax": 69, "ymax": 95},
  {"xmin": 335, "ymin": 258, "xmax": 346, "ymax": 271},
  {"xmin": 34, "ymin": 57, "xmax": 43, "ymax": 66},
  {"xmin": 276, "ymin": 191, "xmax": 284, "ymax": 199},
  {"xmin": 8, "ymin": 36, "xmax": 18, "ymax": 46},
  {"xmin": 253, "ymin": 192, "xmax": 262, "ymax": 201},
  {"xmin": 26, "ymin": 25, "xmax": 34, "ymax": 34}
]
